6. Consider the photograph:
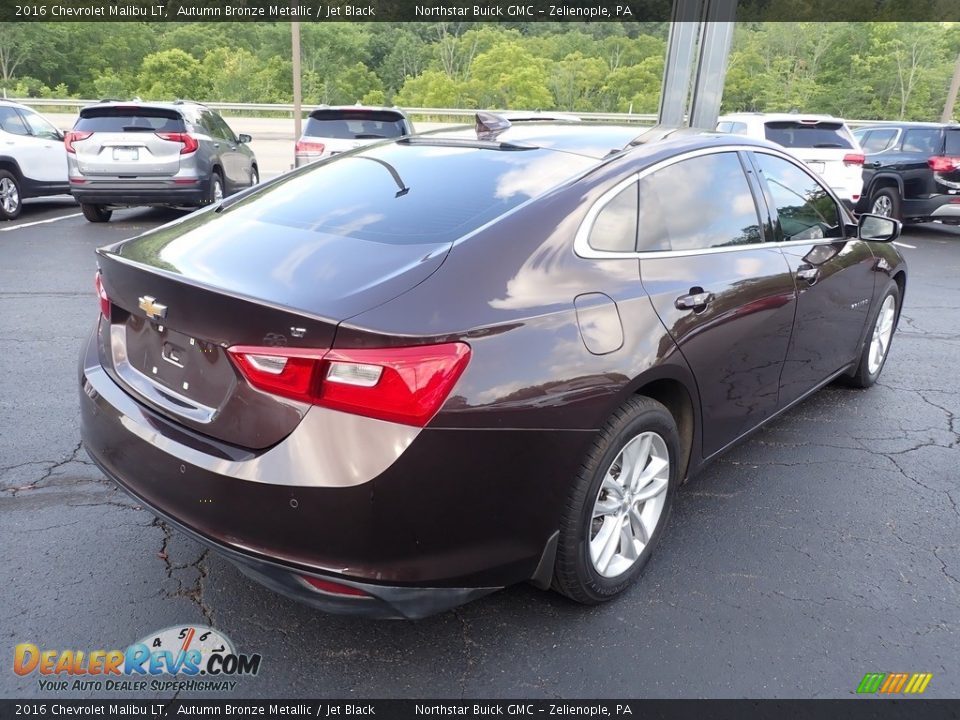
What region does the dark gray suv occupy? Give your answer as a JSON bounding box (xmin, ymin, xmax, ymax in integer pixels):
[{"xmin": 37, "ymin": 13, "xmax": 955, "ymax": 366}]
[{"xmin": 66, "ymin": 100, "xmax": 258, "ymax": 222}]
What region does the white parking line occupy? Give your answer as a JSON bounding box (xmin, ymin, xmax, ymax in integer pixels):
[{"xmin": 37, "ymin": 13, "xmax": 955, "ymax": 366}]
[
  {"xmin": 0, "ymin": 212, "xmax": 83, "ymax": 232},
  {"xmin": 892, "ymin": 241, "xmax": 916, "ymax": 249}
]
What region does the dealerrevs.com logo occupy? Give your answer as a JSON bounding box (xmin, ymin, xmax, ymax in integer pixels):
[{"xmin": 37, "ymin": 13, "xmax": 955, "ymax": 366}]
[{"xmin": 14, "ymin": 625, "xmax": 262, "ymax": 693}]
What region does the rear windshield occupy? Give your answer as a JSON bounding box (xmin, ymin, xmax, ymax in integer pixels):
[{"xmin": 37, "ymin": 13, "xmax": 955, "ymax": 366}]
[
  {"xmin": 304, "ymin": 110, "xmax": 407, "ymax": 140},
  {"xmin": 945, "ymin": 130, "xmax": 960, "ymax": 155},
  {"xmin": 218, "ymin": 142, "xmax": 595, "ymax": 245},
  {"xmin": 75, "ymin": 107, "xmax": 186, "ymax": 133},
  {"xmin": 764, "ymin": 121, "xmax": 854, "ymax": 149}
]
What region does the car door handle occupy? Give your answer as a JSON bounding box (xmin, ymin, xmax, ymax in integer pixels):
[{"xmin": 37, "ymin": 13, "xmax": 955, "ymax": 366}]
[
  {"xmin": 675, "ymin": 291, "xmax": 714, "ymax": 310},
  {"xmin": 797, "ymin": 266, "xmax": 820, "ymax": 284}
]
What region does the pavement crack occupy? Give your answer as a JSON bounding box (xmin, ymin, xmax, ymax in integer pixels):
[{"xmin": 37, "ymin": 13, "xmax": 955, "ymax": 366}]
[
  {"xmin": 3, "ymin": 442, "xmax": 87, "ymax": 496},
  {"xmin": 154, "ymin": 517, "xmax": 214, "ymax": 626},
  {"xmin": 452, "ymin": 608, "xmax": 476, "ymax": 699}
]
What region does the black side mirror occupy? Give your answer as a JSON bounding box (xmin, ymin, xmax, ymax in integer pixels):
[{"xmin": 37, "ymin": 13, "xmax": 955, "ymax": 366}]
[
  {"xmin": 238, "ymin": 133, "xmax": 252, "ymax": 144},
  {"xmin": 858, "ymin": 213, "xmax": 901, "ymax": 243}
]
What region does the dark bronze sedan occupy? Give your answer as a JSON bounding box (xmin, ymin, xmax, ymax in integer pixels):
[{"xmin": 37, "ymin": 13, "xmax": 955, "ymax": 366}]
[{"xmin": 80, "ymin": 117, "xmax": 906, "ymax": 618}]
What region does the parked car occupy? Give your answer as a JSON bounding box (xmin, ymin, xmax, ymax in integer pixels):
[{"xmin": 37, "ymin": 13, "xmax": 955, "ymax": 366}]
[
  {"xmin": 0, "ymin": 99, "xmax": 69, "ymax": 220},
  {"xmin": 852, "ymin": 122, "xmax": 960, "ymax": 223},
  {"xmin": 294, "ymin": 105, "xmax": 413, "ymax": 167},
  {"xmin": 716, "ymin": 112, "xmax": 865, "ymax": 208},
  {"xmin": 66, "ymin": 100, "xmax": 258, "ymax": 222},
  {"xmin": 80, "ymin": 117, "xmax": 906, "ymax": 618}
]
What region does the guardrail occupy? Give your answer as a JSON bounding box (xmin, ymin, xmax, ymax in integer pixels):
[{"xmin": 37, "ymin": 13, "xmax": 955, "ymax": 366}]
[{"xmin": 0, "ymin": 97, "xmax": 910, "ymax": 127}]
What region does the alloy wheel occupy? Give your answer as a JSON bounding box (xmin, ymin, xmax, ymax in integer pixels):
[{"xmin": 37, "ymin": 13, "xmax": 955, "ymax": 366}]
[
  {"xmin": 867, "ymin": 295, "xmax": 896, "ymax": 375},
  {"xmin": 0, "ymin": 177, "xmax": 20, "ymax": 215},
  {"xmin": 213, "ymin": 179, "xmax": 224, "ymax": 203},
  {"xmin": 589, "ymin": 431, "xmax": 670, "ymax": 578},
  {"xmin": 871, "ymin": 195, "xmax": 893, "ymax": 217}
]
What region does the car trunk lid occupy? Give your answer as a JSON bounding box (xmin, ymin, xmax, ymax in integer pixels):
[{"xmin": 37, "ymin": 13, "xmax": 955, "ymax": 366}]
[{"xmin": 72, "ymin": 106, "xmax": 189, "ymax": 177}]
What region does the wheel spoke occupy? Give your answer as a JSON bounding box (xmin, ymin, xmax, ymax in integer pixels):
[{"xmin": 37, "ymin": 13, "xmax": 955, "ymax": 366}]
[
  {"xmin": 634, "ymin": 456, "xmax": 669, "ymax": 494},
  {"xmin": 593, "ymin": 495, "xmax": 620, "ymax": 518},
  {"xmin": 633, "ymin": 476, "xmax": 669, "ymax": 504},
  {"xmin": 601, "ymin": 472, "xmax": 625, "ymax": 500},
  {"xmin": 593, "ymin": 516, "xmax": 622, "ymax": 574},
  {"xmin": 628, "ymin": 507, "xmax": 649, "ymax": 545},
  {"xmin": 619, "ymin": 519, "xmax": 639, "ymax": 561}
]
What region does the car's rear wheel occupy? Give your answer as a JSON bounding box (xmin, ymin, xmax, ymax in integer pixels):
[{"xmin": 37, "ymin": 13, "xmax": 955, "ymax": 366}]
[
  {"xmin": 80, "ymin": 203, "xmax": 112, "ymax": 223},
  {"xmin": 552, "ymin": 396, "xmax": 679, "ymax": 604},
  {"xmin": 0, "ymin": 171, "xmax": 23, "ymax": 220},
  {"xmin": 870, "ymin": 188, "xmax": 901, "ymax": 220},
  {"xmin": 841, "ymin": 281, "xmax": 900, "ymax": 389}
]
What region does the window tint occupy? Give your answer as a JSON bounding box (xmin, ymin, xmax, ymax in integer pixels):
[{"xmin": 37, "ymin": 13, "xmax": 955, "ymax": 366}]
[
  {"xmin": 210, "ymin": 112, "xmax": 236, "ymax": 142},
  {"xmin": 588, "ymin": 182, "xmax": 637, "ymax": 252},
  {"xmin": 19, "ymin": 109, "xmax": 61, "ymax": 140},
  {"xmin": 754, "ymin": 153, "xmax": 842, "ymax": 242},
  {"xmin": 636, "ymin": 152, "xmax": 762, "ymax": 252},
  {"xmin": 902, "ymin": 128, "xmax": 941, "ymax": 154},
  {"xmin": 764, "ymin": 121, "xmax": 854, "ymax": 149},
  {"xmin": 861, "ymin": 129, "xmax": 898, "ymax": 153},
  {"xmin": 945, "ymin": 130, "xmax": 960, "ymax": 155},
  {"xmin": 0, "ymin": 106, "xmax": 29, "ymax": 136},
  {"xmin": 75, "ymin": 108, "xmax": 186, "ymax": 133},
  {"xmin": 216, "ymin": 143, "xmax": 595, "ymax": 245},
  {"xmin": 305, "ymin": 110, "xmax": 409, "ymax": 140}
]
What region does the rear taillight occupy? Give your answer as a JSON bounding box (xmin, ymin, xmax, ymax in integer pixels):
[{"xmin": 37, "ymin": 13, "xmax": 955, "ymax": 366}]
[
  {"xmin": 156, "ymin": 132, "xmax": 199, "ymax": 155},
  {"xmin": 842, "ymin": 153, "xmax": 865, "ymax": 167},
  {"xmin": 295, "ymin": 140, "xmax": 325, "ymax": 155},
  {"xmin": 300, "ymin": 576, "xmax": 370, "ymax": 597},
  {"xmin": 928, "ymin": 156, "xmax": 960, "ymax": 172},
  {"xmin": 94, "ymin": 271, "xmax": 110, "ymax": 320},
  {"xmin": 64, "ymin": 131, "xmax": 92, "ymax": 153},
  {"xmin": 227, "ymin": 342, "xmax": 471, "ymax": 427}
]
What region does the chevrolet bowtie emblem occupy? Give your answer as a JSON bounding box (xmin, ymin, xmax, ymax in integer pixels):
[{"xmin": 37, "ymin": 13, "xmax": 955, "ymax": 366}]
[{"xmin": 138, "ymin": 296, "xmax": 167, "ymax": 320}]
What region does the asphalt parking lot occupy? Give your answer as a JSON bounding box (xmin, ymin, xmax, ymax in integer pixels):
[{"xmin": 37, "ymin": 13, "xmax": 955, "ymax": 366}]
[{"xmin": 1, "ymin": 198, "xmax": 957, "ymax": 699}]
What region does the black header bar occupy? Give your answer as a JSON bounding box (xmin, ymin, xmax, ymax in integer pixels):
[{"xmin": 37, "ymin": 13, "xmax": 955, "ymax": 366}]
[{"xmin": 1, "ymin": 0, "xmax": 959, "ymax": 23}]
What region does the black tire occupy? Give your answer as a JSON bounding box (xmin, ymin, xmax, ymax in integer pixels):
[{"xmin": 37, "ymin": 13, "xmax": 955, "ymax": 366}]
[
  {"xmin": 840, "ymin": 281, "xmax": 901, "ymax": 389},
  {"xmin": 869, "ymin": 187, "xmax": 901, "ymax": 221},
  {"xmin": 0, "ymin": 169, "xmax": 23, "ymax": 220},
  {"xmin": 80, "ymin": 203, "xmax": 112, "ymax": 223},
  {"xmin": 552, "ymin": 396, "xmax": 680, "ymax": 605},
  {"xmin": 208, "ymin": 171, "xmax": 224, "ymax": 204},
  {"xmin": 250, "ymin": 166, "xmax": 259, "ymax": 187}
]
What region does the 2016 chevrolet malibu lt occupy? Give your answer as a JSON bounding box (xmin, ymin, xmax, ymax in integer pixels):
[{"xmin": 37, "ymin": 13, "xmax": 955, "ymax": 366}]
[{"xmin": 80, "ymin": 117, "xmax": 907, "ymax": 618}]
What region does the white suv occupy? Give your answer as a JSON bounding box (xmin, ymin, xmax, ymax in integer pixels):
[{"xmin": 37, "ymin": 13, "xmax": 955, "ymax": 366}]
[
  {"xmin": 716, "ymin": 113, "xmax": 865, "ymax": 208},
  {"xmin": 0, "ymin": 100, "xmax": 69, "ymax": 220}
]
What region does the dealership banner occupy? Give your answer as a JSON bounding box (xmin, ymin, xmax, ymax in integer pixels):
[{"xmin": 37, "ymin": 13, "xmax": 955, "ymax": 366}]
[
  {"xmin": 2, "ymin": 0, "xmax": 959, "ymax": 23},
  {"xmin": 1, "ymin": 700, "xmax": 960, "ymax": 719}
]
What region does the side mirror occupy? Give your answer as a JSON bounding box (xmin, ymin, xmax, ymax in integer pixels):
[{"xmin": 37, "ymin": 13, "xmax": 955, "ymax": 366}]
[
  {"xmin": 858, "ymin": 213, "xmax": 901, "ymax": 243},
  {"xmin": 238, "ymin": 133, "xmax": 252, "ymax": 144}
]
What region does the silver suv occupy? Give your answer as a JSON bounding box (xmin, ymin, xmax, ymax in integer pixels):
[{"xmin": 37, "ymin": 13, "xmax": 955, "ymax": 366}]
[
  {"xmin": 66, "ymin": 101, "xmax": 258, "ymax": 222},
  {"xmin": 294, "ymin": 106, "xmax": 413, "ymax": 167}
]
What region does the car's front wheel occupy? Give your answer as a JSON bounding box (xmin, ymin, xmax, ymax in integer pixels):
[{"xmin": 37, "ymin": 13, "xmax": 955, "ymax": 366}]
[
  {"xmin": 553, "ymin": 396, "xmax": 679, "ymax": 604},
  {"xmin": 842, "ymin": 281, "xmax": 901, "ymax": 388},
  {"xmin": 0, "ymin": 170, "xmax": 23, "ymax": 220},
  {"xmin": 80, "ymin": 204, "xmax": 112, "ymax": 223}
]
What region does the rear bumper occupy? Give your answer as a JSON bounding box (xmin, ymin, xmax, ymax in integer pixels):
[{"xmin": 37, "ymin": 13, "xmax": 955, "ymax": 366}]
[
  {"xmin": 70, "ymin": 180, "xmax": 207, "ymax": 207},
  {"xmin": 902, "ymin": 195, "xmax": 960, "ymax": 222},
  {"xmin": 79, "ymin": 329, "xmax": 581, "ymax": 616}
]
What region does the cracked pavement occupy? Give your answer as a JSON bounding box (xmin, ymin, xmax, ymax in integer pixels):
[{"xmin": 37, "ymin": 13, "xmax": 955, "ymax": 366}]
[{"xmin": 0, "ymin": 201, "xmax": 957, "ymax": 699}]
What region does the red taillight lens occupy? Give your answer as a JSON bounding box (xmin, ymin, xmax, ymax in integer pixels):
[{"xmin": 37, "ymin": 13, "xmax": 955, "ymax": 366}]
[
  {"xmin": 928, "ymin": 156, "xmax": 960, "ymax": 172},
  {"xmin": 300, "ymin": 576, "xmax": 370, "ymax": 597},
  {"xmin": 64, "ymin": 131, "xmax": 92, "ymax": 153},
  {"xmin": 295, "ymin": 140, "xmax": 325, "ymax": 155},
  {"xmin": 156, "ymin": 132, "xmax": 199, "ymax": 155},
  {"xmin": 94, "ymin": 271, "xmax": 110, "ymax": 320},
  {"xmin": 227, "ymin": 342, "xmax": 471, "ymax": 427},
  {"xmin": 842, "ymin": 153, "xmax": 865, "ymax": 167}
]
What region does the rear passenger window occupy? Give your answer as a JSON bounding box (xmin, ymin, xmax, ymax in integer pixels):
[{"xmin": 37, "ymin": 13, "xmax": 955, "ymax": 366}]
[
  {"xmin": 637, "ymin": 152, "xmax": 762, "ymax": 251},
  {"xmin": 588, "ymin": 183, "xmax": 638, "ymax": 252},
  {"xmin": 754, "ymin": 153, "xmax": 842, "ymax": 241},
  {"xmin": 861, "ymin": 129, "xmax": 898, "ymax": 153}
]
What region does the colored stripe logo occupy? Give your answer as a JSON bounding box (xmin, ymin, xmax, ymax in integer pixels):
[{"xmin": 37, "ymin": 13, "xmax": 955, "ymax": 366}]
[{"xmin": 857, "ymin": 672, "xmax": 933, "ymax": 694}]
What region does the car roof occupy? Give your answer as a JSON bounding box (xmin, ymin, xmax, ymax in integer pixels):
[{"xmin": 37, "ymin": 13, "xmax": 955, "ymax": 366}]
[{"xmin": 81, "ymin": 100, "xmax": 207, "ymax": 113}]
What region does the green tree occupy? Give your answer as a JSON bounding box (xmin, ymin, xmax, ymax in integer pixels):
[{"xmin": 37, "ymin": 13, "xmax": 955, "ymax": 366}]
[
  {"xmin": 137, "ymin": 49, "xmax": 209, "ymax": 101},
  {"xmin": 466, "ymin": 41, "xmax": 554, "ymax": 110}
]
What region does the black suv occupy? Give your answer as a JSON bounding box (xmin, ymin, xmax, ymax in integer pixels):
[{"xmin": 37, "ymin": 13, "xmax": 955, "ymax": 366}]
[{"xmin": 853, "ymin": 122, "xmax": 960, "ymax": 223}]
